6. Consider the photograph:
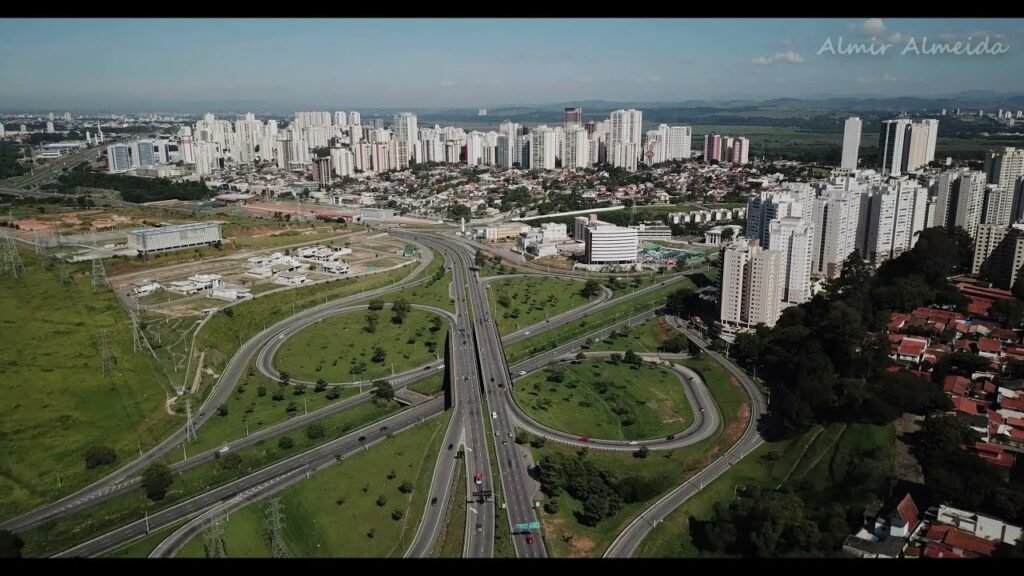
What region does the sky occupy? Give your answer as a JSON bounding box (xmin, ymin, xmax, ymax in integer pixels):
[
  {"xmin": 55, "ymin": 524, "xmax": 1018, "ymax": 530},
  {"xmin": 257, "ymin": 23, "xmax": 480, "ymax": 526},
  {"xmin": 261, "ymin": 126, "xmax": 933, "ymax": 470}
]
[{"xmin": 1, "ymin": 18, "xmax": 1023, "ymax": 111}]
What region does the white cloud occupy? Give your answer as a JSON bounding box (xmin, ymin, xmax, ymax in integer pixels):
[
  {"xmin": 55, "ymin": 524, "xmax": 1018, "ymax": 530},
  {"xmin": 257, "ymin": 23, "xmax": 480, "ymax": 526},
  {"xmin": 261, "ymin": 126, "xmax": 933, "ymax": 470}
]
[
  {"xmin": 887, "ymin": 33, "xmax": 904, "ymax": 44},
  {"xmin": 856, "ymin": 76, "xmax": 875, "ymax": 84},
  {"xmin": 439, "ymin": 80, "xmax": 456, "ymax": 87},
  {"xmin": 851, "ymin": 18, "xmax": 887, "ymax": 36},
  {"xmin": 647, "ymin": 75, "xmax": 662, "ymax": 83},
  {"xmin": 883, "ymin": 73, "xmax": 898, "ymax": 82},
  {"xmin": 752, "ymin": 51, "xmax": 804, "ymax": 65}
]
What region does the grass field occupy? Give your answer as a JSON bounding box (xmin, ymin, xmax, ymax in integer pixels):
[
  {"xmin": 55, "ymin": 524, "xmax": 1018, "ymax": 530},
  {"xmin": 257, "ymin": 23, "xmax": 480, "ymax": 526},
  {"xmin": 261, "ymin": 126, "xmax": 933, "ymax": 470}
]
[
  {"xmin": 20, "ymin": 399, "xmax": 404, "ymax": 557},
  {"xmin": 408, "ymin": 373, "xmax": 445, "ymax": 397},
  {"xmin": 248, "ymin": 411, "xmax": 451, "ymax": 557},
  {"xmin": 587, "ymin": 317, "xmax": 673, "ymax": 353},
  {"xmin": 505, "ymin": 280, "xmax": 692, "ymax": 363},
  {"xmin": 532, "ymin": 353, "xmax": 749, "ymax": 557},
  {"xmin": 634, "ymin": 422, "xmax": 895, "ymax": 557},
  {"xmin": 229, "ymin": 228, "xmax": 353, "ymax": 251},
  {"xmin": 431, "ymin": 462, "xmax": 466, "ymax": 557},
  {"xmin": 514, "ymin": 360, "xmax": 691, "ymax": 441},
  {"xmin": 487, "ymin": 277, "xmax": 589, "ymax": 336},
  {"xmin": 393, "ymin": 250, "xmax": 454, "ymax": 312},
  {"xmin": 273, "ymin": 308, "xmax": 444, "ymax": 383},
  {"xmin": 176, "ymin": 505, "xmax": 269, "ymax": 558},
  {"xmin": 0, "ymin": 247, "xmax": 179, "ymax": 521}
]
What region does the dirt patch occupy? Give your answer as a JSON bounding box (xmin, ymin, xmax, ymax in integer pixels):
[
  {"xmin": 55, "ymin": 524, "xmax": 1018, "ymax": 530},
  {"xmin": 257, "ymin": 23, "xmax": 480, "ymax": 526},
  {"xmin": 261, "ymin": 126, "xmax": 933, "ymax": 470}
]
[
  {"xmin": 724, "ymin": 389, "xmax": 751, "ymax": 445},
  {"xmin": 893, "ymin": 414, "xmax": 925, "ymax": 484},
  {"xmin": 653, "ymin": 318, "xmax": 673, "ymax": 342},
  {"xmin": 542, "ymin": 515, "xmax": 596, "ymax": 557}
]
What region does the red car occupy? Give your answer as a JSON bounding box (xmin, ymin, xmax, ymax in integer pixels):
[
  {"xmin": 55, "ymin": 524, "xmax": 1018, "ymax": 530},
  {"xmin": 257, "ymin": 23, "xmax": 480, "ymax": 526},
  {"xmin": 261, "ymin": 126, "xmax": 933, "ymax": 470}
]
[
  {"xmin": 579, "ymin": 437, "xmax": 590, "ymax": 443},
  {"xmin": 526, "ymin": 535, "xmax": 534, "ymax": 544}
]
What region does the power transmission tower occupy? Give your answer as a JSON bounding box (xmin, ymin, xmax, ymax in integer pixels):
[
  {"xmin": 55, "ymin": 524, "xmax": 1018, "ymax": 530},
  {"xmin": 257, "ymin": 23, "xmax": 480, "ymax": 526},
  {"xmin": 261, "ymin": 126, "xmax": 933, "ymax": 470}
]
[
  {"xmin": 58, "ymin": 256, "xmax": 71, "ymax": 286},
  {"xmin": 202, "ymin": 516, "xmax": 226, "ymax": 558},
  {"xmin": 184, "ymin": 398, "xmax": 198, "ymax": 441},
  {"xmin": 97, "ymin": 330, "xmax": 114, "ymax": 377},
  {"xmin": 91, "ymin": 257, "xmax": 109, "ymax": 291},
  {"xmin": 264, "ymin": 498, "xmax": 289, "ymax": 558},
  {"xmin": 131, "ymin": 299, "xmax": 142, "ymax": 353},
  {"xmin": 0, "ymin": 230, "xmax": 26, "ymax": 279}
]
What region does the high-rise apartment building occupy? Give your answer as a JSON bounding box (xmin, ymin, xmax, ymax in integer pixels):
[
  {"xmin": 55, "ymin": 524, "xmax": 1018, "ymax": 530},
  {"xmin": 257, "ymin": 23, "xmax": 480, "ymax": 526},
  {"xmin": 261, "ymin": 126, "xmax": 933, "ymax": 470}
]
[
  {"xmin": 858, "ymin": 178, "xmax": 929, "ymax": 263},
  {"xmin": 668, "ymin": 126, "xmax": 692, "ymax": 160},
  {"xmin": 879, "ymin": 118, "xmax": 938, "ymax": 176},
  {"xmin": 746, "ymin": 188, "xmax": 811, "ymax": 248},
  {"xmin": 393, "ymin": 112, "xmax": 419, "ymax": 164},
  {"xmin": 972, "ymin": 223, "xmax": 1024, "ymax": 289},
  {"xmin": 730, "ymin": 137, "xmax": 750, "ymax": 165},
  {"xmin": 719, "ymin": 240, "xmax": 785, "ymax": 331},
  {"xmin": 768, "ymin": 217, "xmax": 814, "ymax": 304},
  {"xmin": 811, "ymin": 176, "xmax": 864, "ymax": 279},
  {"xmin": 348, "ymin": 111, "xmax": 361, "ymax": 126},
  {"xmin": 563, "ymin": 125, "xmax": 590, "ymax": 170},
  {"xmin": 608, "ymin": 109, "xmax": 642, "ymax": 171},
  {"xmin": 703, "ymin": 133, "xmax": 722, "ymax": 162},
  {"xmin": 841, "ymin": 117, "xmax": 862, "ymax": 170},
  {"xmin": 529, "ymin": 126, "xmax": 557, "ymax": 170},
  {"xmin": 312, "ymin": 156, "xmax": 332, "ymax": 189},
  {"xmin": 564, "ymin": 107, "xmax": 583, "ymax": 128},
  {"xmin": 986, "ymin": 147, "xmax": 1024, "ymax": 190}
]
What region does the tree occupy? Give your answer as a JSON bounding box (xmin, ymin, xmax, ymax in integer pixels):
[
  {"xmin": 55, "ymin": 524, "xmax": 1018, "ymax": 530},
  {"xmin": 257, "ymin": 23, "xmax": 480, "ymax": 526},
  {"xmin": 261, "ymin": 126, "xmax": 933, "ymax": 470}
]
[
  {"xmin": 325, "ymin": 388, "xmax": 341, "ymax": 400},
  {"xmin": 272, "ymin": 390, "xmax": 285, "ymax": 401},
  {"xmin": 515, "ymin": 430, "xmax": 528, "ymax": 444},
  {"xmin": 368, "ymin": 299, "xmax": 384, "ymax": 311},
  {"xmin": 278, "ymin": 436, "xmax": 295, "ymax": 450},
  {"xmin": 0, "ymin": 530, "xmax": 24, "ymax": 558},
  {"xmin": 391, "ymin": 509, "xmax": 405, "ymax": 521},
  {"xmin": 372, "ymin": 379, "xmax": 395, "ymax": 401},
  {"xmin": 399, "ymin": 480, "xmax": 414, "ymax": 494},
  {"xmin": 661, "ymin": 334, "xmax": 688, "ymax": 353},
  {"xmin": 365, "ymin": 311, "xmax": 379, "ymax": 333},
  {"xmin": 217, "ymin": 403, "xmax": 228, "ymax": 417},
  {"xmin": 372, "ymin": 346, "xmax": 387, "ymax": 363},
  {"xmin": 581, "ymin": 279, "xmax": 602, "ymax": 298},
  {"xmin": 544, "ymin": 499, "xmax": 560, "ymax": 514},
  {"xmin": 391, "ymin": 298, "xmax": 410, "ymax": 324},
  {"xmin": 279, "ymin": 371, "xmax": 290, "ymax": 387},
  {"xmin": 429, "ymin": 316, "xmax": 443, "ymax": 332},
  {"xmin": 474, "ymin": 250, "xmax": 487, "ymax": 268},
  {"xmin": 575, "ymin": 351, "xmax": 587, "ymax": 362},
  {"xmin": 314, "ymin": 378, "xmax": 327, "ymax": 393},
  {"xmin": 377, "ymin": 495, "xmax": 388, "ymax": 507},
  {"xmin": 448, "ymin": 203, "xmax": 471, "ymax": 220},
  {"xmin": 257, "ymin": 386, "xmax": 267, "ymax": 397},
  {"xmin": 305, "ymin": 423, "xmax": 325, "ymax": 440},
  {"xmin": 83, "ymin": 445, "xmax": 116, "ymax": 469},
  {"xmin": 624, "ymin": 349, "xmax": 642, "ymax": 366},
  {"xmin": 142, "ymin": 463, "xmax": 174, "ymax": 501},
  {"xmin": 990, "ymin": 298, "xmax": 1024, "ymax": 325},
  {"xmin": 609, "ymin": 353, "xmax": 623, "ymax": 365},
  {"xmin": 665, "ymin": 287, "xmax": 696, "ymax": 317},
  {"xmin": 633, "ymin": 446, "xmax": 650, "ymax": 459},
  {"xmin": 217, "ymin": 453, "xmax": 242, "ymax": 470}
]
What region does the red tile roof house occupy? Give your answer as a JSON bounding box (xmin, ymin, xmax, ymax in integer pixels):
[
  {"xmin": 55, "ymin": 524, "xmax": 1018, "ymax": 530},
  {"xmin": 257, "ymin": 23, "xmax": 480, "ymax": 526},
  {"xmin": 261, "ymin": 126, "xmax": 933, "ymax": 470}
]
[
  {"xmin": 952, "ymin": 396, "xmax": 992, "ymax": 417},
  {"xmin": 922, "ymin": 525, "xmax": 998, "ymax": 558},
  {"xmin": 894, "ymin": 336, "xmax": 930, "ymax": 365},
  {"xmin": 943, "ymin": 375, "xmax": 971, "ymax": 396},
  {"xmin": 962, "ymin": 441, "xmax": 1016, "ymax": 469},
  {"xmin": 843, "ymin": 494, "xmax": 921, "ymax": 558}
]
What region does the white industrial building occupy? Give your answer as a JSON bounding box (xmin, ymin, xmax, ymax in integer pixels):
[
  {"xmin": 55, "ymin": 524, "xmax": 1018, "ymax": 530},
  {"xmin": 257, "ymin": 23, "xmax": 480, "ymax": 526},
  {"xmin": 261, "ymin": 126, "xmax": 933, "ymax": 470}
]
[{"xmin": 126, "ymin": 222, "xmax": 222, "ymax": 255}]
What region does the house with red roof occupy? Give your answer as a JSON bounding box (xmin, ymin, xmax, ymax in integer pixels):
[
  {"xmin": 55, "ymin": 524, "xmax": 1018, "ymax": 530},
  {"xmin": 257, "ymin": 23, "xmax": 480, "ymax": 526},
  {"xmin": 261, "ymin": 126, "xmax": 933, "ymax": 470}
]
[
  {"xmin": 952, "ymin": 396, "xmax": 991, "ymax": 416},
  {"xmin": 963, "ymin": 442, "xmax": 1016, "ymax": 468},
  {"xmin": 893, "ymin": 336, "xmax": 929, "ymax": 365},
  {"xmin": 843, "ymin": 494, "xmax": 922, "ymax": 558},
  {"xmin": 943, "ymin": 375, "xmax": 970, "ymax": 396}
]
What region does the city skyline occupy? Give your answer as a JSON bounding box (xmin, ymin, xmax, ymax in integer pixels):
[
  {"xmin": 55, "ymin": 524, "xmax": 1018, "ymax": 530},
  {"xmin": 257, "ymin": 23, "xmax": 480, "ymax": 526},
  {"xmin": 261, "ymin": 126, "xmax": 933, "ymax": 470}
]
[{"xmin": 1, "ymin": 18, "xmax": 1022, "ymax": 111}]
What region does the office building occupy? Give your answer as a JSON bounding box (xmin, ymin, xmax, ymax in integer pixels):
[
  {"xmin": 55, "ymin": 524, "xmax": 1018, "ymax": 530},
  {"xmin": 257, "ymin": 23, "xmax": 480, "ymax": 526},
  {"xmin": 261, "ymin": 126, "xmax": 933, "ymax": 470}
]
[
  {"xmin": 584, "ymin": 224, "xmax": 639, "ymax": 264},
  {"xmin": 107, "ymin": 143, "xmax": 134, "ymax": 173},
  {"xmin": 719, "ymin": 240, "xmax": 785, "ymax": 332},
  {"xmin": 564, "ymin": 107, "xmax": 583, "ymax": 128},
  {"xmin": 768, "ymin": 217, "xmax": 814, "ymax": 304},
  {"xmin": 126, "ymin": 222, "xmax": 222, "ymax": 255},
  {"xmin": 842, "ymin": 117, "xmax": 862, "ymax": 170},
  {"xmin": 134, "ymin": 140, "xmax": 157, "ymax": 167}
]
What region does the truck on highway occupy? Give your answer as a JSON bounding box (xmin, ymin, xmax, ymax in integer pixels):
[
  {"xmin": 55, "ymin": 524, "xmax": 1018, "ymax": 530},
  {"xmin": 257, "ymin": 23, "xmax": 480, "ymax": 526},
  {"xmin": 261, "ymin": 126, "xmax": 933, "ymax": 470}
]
[{"xmin": 474, "ymin": 471, "xmax": 483, "ymax": 485}]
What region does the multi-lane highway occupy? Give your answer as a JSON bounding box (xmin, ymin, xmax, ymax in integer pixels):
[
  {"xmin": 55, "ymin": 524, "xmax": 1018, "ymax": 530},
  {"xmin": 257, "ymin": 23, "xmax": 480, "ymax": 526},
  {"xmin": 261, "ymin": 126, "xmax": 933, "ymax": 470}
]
[
  {"xmin": 54, "ymin": 397, "xmax": 446, "ymax": 558},
  {"xmin": 602, "ymin": 315, "xmax": 767, "ymax": 558}
]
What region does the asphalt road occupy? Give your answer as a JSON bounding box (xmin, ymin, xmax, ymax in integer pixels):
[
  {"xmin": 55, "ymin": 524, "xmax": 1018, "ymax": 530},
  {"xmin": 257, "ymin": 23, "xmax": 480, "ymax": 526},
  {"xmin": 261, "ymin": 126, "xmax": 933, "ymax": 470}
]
[
  {"xmin": 602, "ymin": 315, "xmax": 767, "ymax": 558},
  {"xmin": 0, "ymin": 246, "xmax": 437, "ymax": 534},
  {"xmin": 55, "ymin": 396, "xmax": 447, "ymax": 558}
]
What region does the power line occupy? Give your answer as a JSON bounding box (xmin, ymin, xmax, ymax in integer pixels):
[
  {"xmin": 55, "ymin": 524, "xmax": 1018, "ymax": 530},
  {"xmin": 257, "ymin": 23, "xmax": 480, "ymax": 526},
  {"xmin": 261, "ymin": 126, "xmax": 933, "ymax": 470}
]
[
  {"xmin": 91, "ymin": 257, "xmax": 109, "ymax": 291},
  {"xmin": 0, "ymin": 229, "xmax": 26, "ymax": 279},
  {"xmin": 185, "ymin": 398, "xmax": 198, "ymax": 442},
  {"xmin": 202, "ymin": 515, "xmax": 226, "ymax": 558},
  {"xmin": 97, "ymin": 329, "xmax": 115, "ymax": 378}
]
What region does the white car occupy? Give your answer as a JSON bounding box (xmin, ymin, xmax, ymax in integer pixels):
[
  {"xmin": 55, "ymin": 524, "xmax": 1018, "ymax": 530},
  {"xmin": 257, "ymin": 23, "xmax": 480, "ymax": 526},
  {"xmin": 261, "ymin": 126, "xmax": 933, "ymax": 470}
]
[
  {"xmin": 628, "ymin": 441, "xmax": 638, "ymax": 446},
  {"xmin": 517, "ymin": 371, "xmax": 527, "ymax": 376}
]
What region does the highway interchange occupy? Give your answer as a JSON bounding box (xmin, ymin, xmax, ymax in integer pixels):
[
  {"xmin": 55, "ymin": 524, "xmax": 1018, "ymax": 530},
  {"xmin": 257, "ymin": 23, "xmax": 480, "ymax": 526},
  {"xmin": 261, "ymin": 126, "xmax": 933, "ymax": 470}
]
[{"xmin": 6, "ymin": 223, "xmax": 766, "ymax": 559}]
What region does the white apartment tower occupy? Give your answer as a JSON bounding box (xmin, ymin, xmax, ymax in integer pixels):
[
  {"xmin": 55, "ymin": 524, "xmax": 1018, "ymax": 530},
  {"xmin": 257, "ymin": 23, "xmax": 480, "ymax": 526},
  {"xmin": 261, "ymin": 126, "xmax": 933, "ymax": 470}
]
[
  {"xmin": 859, "ymin": 179, "xmax": 929, "ymax": 263},
  {"xmin": 719, "ymin": 241, "xmax": 785, "ymax": 330},
  {"xmin": 608, "ymin": 109, "xmax": 642, "ymax": 171},
  {"xmin": 393, "ymin": 112, "xmax": 420, "ymax": 164},
  {"xmin": 668, "ymin": 126, "xmax": 692, "ymax": 160},
  {"xmin": 529, "ymin": 126, "xmax": 557, "ymax": 170},
  {"xmin": 986, "ymin": 147, "xmax": 1024, "ymax": 190},
  {"xmin": 768, "ymin": 217, "xmax": 814, "ymax": 304},
  {"xmin": 563, "ymin": 125, "xmax": 590, "ymax": 170},
  {"xmin": 811, "ymin": 182, "xmax": 863, "ymax": 279},
  {"xmin": 841, "ymin": 117, "xmax": 862, "ymax": 170}
]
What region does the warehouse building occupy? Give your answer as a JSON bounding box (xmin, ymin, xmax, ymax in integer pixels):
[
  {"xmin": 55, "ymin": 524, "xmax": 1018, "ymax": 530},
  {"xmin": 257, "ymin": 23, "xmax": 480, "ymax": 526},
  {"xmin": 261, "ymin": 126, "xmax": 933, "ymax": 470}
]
[{"xmin": 126, "ymin": 222, "xmax": 222, "ymax": 255}]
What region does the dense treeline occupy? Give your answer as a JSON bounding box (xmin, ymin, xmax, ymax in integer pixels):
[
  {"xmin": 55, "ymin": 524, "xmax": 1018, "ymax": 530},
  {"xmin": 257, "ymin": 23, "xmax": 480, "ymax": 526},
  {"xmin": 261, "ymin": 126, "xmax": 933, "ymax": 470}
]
[
  {"xmin": 55, "ymin": 168, "xmax": 212, "ymax": 203},
  {"xmin": 0, "ymin": 142, "xmax": 28, "ymax": 179},
  {"xmin": 732, "ymin": 227, "xmax": 973, "ymax": 439}
]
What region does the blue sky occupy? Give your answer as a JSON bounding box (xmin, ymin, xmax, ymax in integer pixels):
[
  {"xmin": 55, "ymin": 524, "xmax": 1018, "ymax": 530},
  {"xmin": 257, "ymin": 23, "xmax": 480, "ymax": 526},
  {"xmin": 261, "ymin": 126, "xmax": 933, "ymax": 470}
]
[{"xmin": 1, "ymin": 18, "xmax": 1022, "ymax": 111}]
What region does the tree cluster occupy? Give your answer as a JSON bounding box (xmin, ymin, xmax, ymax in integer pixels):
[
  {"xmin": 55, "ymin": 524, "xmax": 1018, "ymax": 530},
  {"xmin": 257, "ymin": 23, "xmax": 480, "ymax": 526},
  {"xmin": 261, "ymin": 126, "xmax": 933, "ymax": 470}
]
[{"xmin": 56, "ymin": 170, "xmax": 212, "ymax": 203}]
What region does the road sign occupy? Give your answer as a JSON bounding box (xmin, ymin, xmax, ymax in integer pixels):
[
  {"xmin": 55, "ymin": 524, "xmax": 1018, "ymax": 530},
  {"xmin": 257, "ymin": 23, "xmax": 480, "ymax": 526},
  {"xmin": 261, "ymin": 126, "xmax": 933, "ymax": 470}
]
[
  {"xmin": 527, "ymin": 521, "xmax": 541, "ymax": 530},
  {"xmin": 514, "ymin": 523, "xmax": 530, "ymax": 531}
]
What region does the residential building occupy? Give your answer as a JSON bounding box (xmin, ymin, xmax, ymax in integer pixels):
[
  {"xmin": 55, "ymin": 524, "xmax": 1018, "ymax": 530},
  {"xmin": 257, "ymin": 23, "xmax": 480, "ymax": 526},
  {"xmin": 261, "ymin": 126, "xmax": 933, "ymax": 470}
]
[
  {"xmin": 811, "ymin": 180, "xmax": 863, "ymax": 279},
  {"xmin": 529, "ymin": 126, "xmax": 557, "ymax": 170},
  {"xmin": 719, "ymin": 240, "xmax": 785, "ymax": 333},
  {"xmin": 746, "ymin": 188, "xmax": 810, "ymax": 248},
  {"xmin": 858, "ymin": 178, "xmax": 929, "ymax": 263},
  {"xmin": 628, "ymin": 222, "xmax": 672, "ymax": 242},
  {"xmin": 768, "ymin": 216, "xmax": 815, "ymax": 304},
  {"xmin": 608, "ymin": 109, "xmax": 642, "ymax": 171},
  {"xmin": 842, "ymin": 117, "xmax": 862, "ymax": 170},
  {"xmin": 986, "ymin": 147, "xmax": 1024, "ymax": 190},
  {"xmin": 973, "ymin": 223, "xmax": 1024, "ymax": 289},
  {"xmin": 393, "ymin": 112, "xmax": 419, "ymax": 163},
  {"xmin": 564, "ymin": 107, "xmax": 582, "ymax": 128},
  {"xmin": 703, "ymin": 133, "xmax": 722, "ymax": 163},
  {"xmin": 563, "ymin": 125, "xmax": 589, "ymax": 169},
  {"xmin": 312, "ymin": 156, "xmax": 332, "ymax": 189},
  {"xmin": 667, "ymin": 125, "xmax": 692, "ymax": 160},
  {"xmin": 879, "ymin": 119, "xmax": 912, "ymax": 177},
  {"xmin": 730, "ymin": 137, "xmax": 750, "ymax": 164}
]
